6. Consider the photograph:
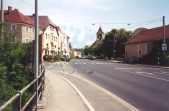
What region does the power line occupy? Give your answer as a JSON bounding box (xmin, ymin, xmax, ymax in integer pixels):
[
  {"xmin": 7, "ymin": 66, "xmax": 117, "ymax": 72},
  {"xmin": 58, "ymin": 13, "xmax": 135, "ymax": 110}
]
[{"xmin": 92, "ymin": 17, "xmax": 162, "ymax": 26}]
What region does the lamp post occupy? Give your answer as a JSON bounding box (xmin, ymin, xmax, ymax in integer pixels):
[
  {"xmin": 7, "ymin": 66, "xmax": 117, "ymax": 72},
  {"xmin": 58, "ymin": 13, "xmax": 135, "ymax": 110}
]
[
  {"xmin": 34, "ymin": 0, "xmax": 39, "ymax": 109},
  {"xmin": 162, "ymin": 16, "xmax": 167, "ymax": 53}
]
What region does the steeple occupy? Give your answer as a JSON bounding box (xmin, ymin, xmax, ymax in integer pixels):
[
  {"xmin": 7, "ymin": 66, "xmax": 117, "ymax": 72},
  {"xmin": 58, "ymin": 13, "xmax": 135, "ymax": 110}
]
[{"xmin": 96, "ymin": 27, "xmax": 104, "ymax": 41}]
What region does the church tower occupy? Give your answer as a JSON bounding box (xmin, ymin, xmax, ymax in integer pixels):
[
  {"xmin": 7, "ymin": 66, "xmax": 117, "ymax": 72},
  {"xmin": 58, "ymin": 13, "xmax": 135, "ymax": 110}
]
[{"xmin": 96, "ymin": 27, "xmax": 104, "ymax": 41}]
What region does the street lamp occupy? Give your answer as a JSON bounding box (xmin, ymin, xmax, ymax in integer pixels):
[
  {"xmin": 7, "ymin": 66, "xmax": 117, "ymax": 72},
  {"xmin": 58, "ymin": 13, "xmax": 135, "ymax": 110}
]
[
  {"xmin": 34, "ymin": 0, "xmax": 39, "ymax": 110},
  {"xmin": 162, "ymin": 16, "xmax": 167, "ymax": 53}
]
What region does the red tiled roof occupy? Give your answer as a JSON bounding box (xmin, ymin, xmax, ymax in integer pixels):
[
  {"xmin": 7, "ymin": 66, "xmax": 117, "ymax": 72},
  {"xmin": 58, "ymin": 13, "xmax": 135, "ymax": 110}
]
[
  {"xmin": 4, "ymin": 9, "xmax": 33, "ymax": 25},
  {"xmin": 127, "ymin": 25, "xmax": 169, "ymax": 44},
  {"xmin": 29, "ymin": 16, "xmax": 57, "ymax": 30}
]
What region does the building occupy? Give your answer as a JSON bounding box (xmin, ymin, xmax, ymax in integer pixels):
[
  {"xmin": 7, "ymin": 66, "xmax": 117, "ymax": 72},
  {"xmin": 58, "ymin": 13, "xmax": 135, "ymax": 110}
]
[
  {"xmin": 125, "ymin": 25, "xmax": 169, "ymax": 62},
  {"xmin": 1, "ymin": 6, "xmax": 34, "ymax": 43},
  {"xmin": 72, "ymin": 49, "xmax": 82, "ymax": 58},
  {"xmin": 96, "ymin": 27, "xmax": 105, "ymax": 41},
  {"xmin": 91, "ymin": 27, "xmax": 105, "ymax": 48},
  {"xmin": 29, "ymin": 15, "xmax": 70, "ymax": 62},
  {"xmin": 0, "ymin": 6, "xmax": 70, "ymax": 62}
]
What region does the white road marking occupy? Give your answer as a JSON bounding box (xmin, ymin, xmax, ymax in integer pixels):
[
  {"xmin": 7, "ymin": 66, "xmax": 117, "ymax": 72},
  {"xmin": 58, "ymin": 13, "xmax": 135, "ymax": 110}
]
[
  {"xmin": 63, "ymin": 77, "xmax": 96, "ymax": 111},
  {"xmin": 159, "ymin": 72, "xmax": 169, "ymax": 75},
  {"xmin": 75, "ymin": 62, "xmax": 79, "ymax": 64},
  {"xmin": 135, "ymin": 73, "xmax": 169, "ymax": 82},
  {"xmin": 114, "ymin": 67, "xmax": 169, "ymax": 82},
  {"xmin": 136, "ymin": 72, "xmax": 154, "ymax": 75},
  {"xmin": 115, "ymin": 67, "xmax": 136, "ymax": 70},
  {"xmin": 63, "ymin": 73, "xmax": 139, "ymax": 111}
]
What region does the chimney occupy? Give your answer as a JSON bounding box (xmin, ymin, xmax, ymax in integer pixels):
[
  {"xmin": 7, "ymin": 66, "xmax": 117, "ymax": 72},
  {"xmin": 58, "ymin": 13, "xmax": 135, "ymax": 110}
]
[{"xmin": 8, "ymin": 6, "xmax": 12, "ymax": 12}]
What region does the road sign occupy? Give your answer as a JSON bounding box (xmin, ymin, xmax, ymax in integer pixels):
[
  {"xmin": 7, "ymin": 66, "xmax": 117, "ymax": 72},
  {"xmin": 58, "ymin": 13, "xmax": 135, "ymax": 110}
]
[{"xmin": 162, "ymin": 43, "xmax": 167, "ymax": 51}]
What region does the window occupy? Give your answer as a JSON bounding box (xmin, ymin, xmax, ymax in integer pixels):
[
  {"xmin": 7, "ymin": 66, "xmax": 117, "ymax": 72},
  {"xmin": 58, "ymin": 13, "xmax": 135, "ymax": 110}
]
[
  {"xmin": 26, "ymin": 27, "xmax": 29, "ymax": 32},
  {"xmin": 46, "ymin": 43, "xmax": 49, "ymax": 48},
  {"xmin": 46, "ymin": 34, "xmax": 48, "ymax": 39},
  {"xmin": 12, "ymin": 36, "xmax": 16, "ymax": 42},
  {"xmin": 11, "ymin": 24, "xmax": 17, "ymax": 32},
  {"xmin": 25, "ymin": 39, "xmax": 29, "ymax": 43}
]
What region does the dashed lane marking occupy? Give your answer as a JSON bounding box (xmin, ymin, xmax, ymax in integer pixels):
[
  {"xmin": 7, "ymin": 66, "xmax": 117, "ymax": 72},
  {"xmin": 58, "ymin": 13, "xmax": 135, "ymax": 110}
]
[
  {"xmin": 114, "ymin": 67, "xmax": 137, "ymax": 70},
  {"xmin": 158, "ymin": 72, "xmax": 169, "ymax": 75},
  {"xmin": 136, "ymin": 72, "xmax": 154, "ymax": 75},
  {"xmin": 135, "ymin": 73, "xmax": 169, "ymax": 82}
]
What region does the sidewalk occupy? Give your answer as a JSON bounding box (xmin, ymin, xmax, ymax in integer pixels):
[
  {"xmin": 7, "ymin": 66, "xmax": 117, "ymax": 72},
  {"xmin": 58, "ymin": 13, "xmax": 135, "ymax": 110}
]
[{"xmin": 37, "ymin": 70, "xmax": 88, "ymax": 111}]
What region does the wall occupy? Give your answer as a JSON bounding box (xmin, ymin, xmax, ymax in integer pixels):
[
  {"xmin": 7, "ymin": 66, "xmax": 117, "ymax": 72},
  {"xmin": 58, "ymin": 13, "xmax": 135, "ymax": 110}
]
[
  {"xmin": 21, "ymin": 24, "xmax": 34, "ymax": 43},
  {"xmin": 4, "ymin": 22, "xmax": 34, "ymax": 43},
  {"xmin": 125, "ymin": 42, "xmax": 152, "ymax": 61}
]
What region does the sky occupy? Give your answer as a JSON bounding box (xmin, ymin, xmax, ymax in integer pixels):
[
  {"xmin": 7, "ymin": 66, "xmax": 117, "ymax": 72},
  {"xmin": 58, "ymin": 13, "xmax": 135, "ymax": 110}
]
[{"xmin": 4, "ymin": 0, "xmax": 169, "ymax": 48}]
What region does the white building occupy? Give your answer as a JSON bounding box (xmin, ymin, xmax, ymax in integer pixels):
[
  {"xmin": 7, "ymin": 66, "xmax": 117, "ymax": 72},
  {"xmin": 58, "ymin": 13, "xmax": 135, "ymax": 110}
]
[{"xmin": 29, "ymin": 15, "xmax": 70, "ymax": 62}]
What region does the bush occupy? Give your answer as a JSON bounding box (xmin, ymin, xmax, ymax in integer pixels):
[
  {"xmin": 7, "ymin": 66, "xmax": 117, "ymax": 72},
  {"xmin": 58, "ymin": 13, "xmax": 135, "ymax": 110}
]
[
  {"xmin": 53, "ymin": 55, "xmax": 61, "ymax": 61},
  {"xmin": 0, "ymin": 42, "xmax": 33, "ymax": 105}
]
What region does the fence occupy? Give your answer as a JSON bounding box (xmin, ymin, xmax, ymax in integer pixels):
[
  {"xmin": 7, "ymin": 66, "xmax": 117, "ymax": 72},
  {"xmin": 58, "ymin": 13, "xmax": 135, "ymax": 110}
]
[{"xmin": 0, "ymin": 65, "xmax": 45, "ymax": 111}]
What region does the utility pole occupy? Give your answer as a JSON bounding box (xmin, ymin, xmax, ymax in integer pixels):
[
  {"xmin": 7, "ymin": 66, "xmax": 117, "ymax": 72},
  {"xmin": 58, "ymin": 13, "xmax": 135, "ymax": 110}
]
[
  {"xmin": 0, "ymin": 0, "xmax": 4, "ymax": 42},
  {"xmin": 162, "ymin": 16, "xmax": 167, "ymax": 53},
  {"xmin": 35, "ymin": 0, "xmax": 39, "ymax": 109},
  {"xmin": 163, "ymin": 16, "xmax": 166, "ymax": 44}
]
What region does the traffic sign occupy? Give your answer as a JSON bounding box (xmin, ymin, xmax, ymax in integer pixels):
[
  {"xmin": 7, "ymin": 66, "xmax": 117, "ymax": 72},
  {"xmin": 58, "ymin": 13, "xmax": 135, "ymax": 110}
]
[{"xmin": 162, "ymin": 43, "xmax": 167, "ymax": 51}]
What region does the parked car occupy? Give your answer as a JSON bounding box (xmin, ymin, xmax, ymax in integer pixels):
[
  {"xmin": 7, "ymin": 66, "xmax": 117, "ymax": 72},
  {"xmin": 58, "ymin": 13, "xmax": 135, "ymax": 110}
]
[{"xmin": 87, "ymin": 55, "xmax": 96, "ymax": 60}]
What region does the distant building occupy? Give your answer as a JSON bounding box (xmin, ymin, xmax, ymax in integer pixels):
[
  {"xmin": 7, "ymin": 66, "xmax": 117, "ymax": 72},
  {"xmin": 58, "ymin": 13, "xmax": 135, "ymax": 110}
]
[
  {"xmin": 96, "ymin": 27, "xmax": 105, "ymax": 41},
  {"xmin": 57, "ymin": 28, "xmax": 71, "ymax": 57},
  {"xmin": 125, "ymin": 25, "xmax": 169, "ymax": 62},
  {"xmin": 91, "ymin": 27, "xmax": 105, "ymax": 48},
  {"xmin": 1, "ymin": 6, "xmax": 34, "ymax": 43},
  {"xmin": 73, "ymin": 49, "xmax": 82, "ymax": 58}
]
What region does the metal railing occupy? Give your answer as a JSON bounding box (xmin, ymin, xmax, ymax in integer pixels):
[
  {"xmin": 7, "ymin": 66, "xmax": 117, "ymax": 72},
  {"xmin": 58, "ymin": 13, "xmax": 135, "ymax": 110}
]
[{"xmin": 0, "ymin": 65, "xmax": 45, "ymax": 111}]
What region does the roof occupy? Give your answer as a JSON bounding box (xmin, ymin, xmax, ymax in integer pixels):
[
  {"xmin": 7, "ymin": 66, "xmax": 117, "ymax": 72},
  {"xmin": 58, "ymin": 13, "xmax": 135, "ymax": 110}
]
[
  {"xmin": 3, "ymin": 9, "xmax": 33, "ymax": 25},
  {"xmin": 127, "ymin": 25, "xmax": 169, "ymax": 45},
  {"xmin": 97, "ymin": 27, "xmax": 104, "ymax": 35},
  {"xmin": 29, "ymin": 16, "xmax": 57, "ymax": 30}
]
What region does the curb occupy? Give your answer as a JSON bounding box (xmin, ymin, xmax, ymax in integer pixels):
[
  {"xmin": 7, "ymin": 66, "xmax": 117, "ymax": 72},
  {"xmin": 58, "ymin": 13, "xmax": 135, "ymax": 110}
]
[{"xmin": 63, "ymin": 77, "xmax": 95, "ymax": 111}]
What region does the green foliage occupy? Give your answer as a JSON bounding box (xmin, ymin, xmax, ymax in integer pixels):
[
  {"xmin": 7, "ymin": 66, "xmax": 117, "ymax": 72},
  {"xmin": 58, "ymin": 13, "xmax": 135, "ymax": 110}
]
[
  {"xmin": 0, "ymin": 42, "xmax": 33, "ymax": 106},
  {"xmin": 84, "ymin": 29, "xmax": 131, "ymax": 59}
]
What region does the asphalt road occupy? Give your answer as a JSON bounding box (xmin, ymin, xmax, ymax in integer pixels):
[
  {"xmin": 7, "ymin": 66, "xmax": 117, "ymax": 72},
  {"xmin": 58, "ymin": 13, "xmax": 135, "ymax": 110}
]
[{"xmin": 67, "ymin": 59, "xmax": 169, "ymax": 111}]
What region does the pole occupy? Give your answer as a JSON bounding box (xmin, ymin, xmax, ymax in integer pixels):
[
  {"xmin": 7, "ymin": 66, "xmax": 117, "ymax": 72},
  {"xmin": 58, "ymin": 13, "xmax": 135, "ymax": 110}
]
[
  {"xmin": 0, "ymin": 0, "xmax": 4, "ymax": 42},
  {"xmin": 35, "ymin": 0, "xmax": 39, "ymax": 109},
  {"xmin": 163, "ymin": 16, "xmax": 166, "ymax": 44}
]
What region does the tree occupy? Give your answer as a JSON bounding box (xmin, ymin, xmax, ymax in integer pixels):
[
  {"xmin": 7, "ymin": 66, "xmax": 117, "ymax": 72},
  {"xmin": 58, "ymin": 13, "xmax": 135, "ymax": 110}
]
[
  {"xmin": 83, "ymin": 29, "xmax": 132, "ymax": 59},
  {"xmin": 101, "ymin": 29, "xmax": 131, "ymax": 58}
]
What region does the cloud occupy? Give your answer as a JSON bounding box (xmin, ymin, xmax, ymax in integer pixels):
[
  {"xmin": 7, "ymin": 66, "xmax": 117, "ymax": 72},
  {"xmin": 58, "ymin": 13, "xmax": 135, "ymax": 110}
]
[
  {"xmin": 60, "ymin": 24, "xmax": 96, "ymax": 48},
  {"xmin": 5, "ymin": 0, "xmax": 169, "ymax": 48}
]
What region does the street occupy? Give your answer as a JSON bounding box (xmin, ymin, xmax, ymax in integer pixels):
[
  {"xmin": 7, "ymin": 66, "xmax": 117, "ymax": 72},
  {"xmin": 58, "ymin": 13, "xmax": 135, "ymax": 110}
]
[
  {"xmin": 1, "ymin": 1, "xmax": 169, "ymax": 111},
  {"xmin": 46, "ymin": 59, "xmax": 169, "ymax": 111}
]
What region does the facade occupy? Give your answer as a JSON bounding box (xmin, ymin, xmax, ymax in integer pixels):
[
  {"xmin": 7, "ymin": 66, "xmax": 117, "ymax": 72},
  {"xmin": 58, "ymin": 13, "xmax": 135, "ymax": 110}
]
[
  {"xmin": 29, "ymin": 16, "xmax": 70, "ymax": 62},
  {"xmin": 125, "ymin": 25, "xmax": 169, "ymax": 62},
  {"xmin": 73, "ymin": 49, "xmax": 82, "ymax": 58},
  {"xmin": 58, "ymin": 28, "xmax": 70, "ymax": 57},
  {"xmin": 1, "ymin": 6, "xmax": 70, "ymax": 62},
  {"xmin": 1, "ymin": 6, "xmax": 34, "ymax": 43}
]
